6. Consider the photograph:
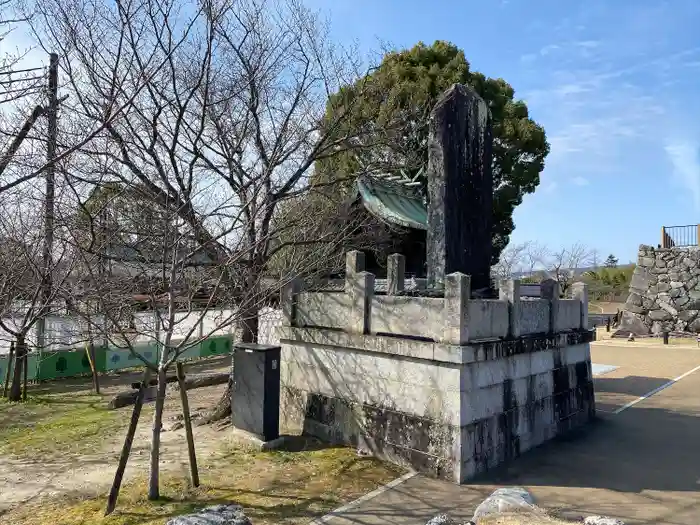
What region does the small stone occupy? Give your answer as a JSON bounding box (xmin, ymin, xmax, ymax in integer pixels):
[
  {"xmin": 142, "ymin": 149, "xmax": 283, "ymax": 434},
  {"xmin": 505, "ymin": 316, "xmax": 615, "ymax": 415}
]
[
  {"xmin": 670, "ymin": 281, "xmax": 685, "ymax": 289},
  {"xmin": 638, "ymin": 256, "xmax": 654, "ymax": 267},
  {"xmin": 649, "ymin": 309, "xmax": 672, "ymax": 321},
  {"xmin": 583, "ymin": 516, "xmax": 625, "ymax": 525},
  {"xmin": 425, "ymin": 515, "xmax": 461, "ymax": 525},
  {"xmin": 471, "ymin": 487, "xmax": 536, "ymax": 521},
  {"xmin": 169, "ymin": 421, "xmax": 185, "ymax": 432},
  {"xmin": 675, "ymin": 295, "xmax": 690, "ymax": 307},
  {"xmin": 689, "ymin": 318, "xmax": 700, "ymax": 332},
  {"xmin": 659, "ymin": 302, "xmax": 678, "ymax": 316},
  {"xmin": 624, "ymin": 303, "xmax": 645, "ymax": 314},
  {"xmin": 657, "ymin": 282, "xmax": 671, "ymax": 292},
  {"xmin": 166, "ymin": 504, "xmax": 251, "ymax": 525},
  {"xmin": 627, "ymin": 292, "xmax": 643, "ymax": 306},
  {"xmin": 679, "ymin": 309, "xmax": 699, "ymax": 321}
]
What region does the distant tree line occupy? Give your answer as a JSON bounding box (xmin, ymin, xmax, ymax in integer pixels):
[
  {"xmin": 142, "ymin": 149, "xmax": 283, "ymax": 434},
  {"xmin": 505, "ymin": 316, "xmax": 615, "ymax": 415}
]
[{"xmin": 492, "ymin": 242, "xmax": 632, "ymax": 301}]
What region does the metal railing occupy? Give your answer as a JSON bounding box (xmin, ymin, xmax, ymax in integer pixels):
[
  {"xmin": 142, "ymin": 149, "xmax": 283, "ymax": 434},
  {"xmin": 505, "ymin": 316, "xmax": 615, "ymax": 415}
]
[{"xmin": 660, "ymin": 225, "xmax": 700, "ymax": 248}]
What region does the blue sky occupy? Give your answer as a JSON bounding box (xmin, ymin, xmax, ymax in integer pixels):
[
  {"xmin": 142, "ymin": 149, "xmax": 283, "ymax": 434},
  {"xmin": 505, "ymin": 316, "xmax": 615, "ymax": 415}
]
[{"xmin": 308, "ymin": 0, "xmax": 700, "ymax": 263}]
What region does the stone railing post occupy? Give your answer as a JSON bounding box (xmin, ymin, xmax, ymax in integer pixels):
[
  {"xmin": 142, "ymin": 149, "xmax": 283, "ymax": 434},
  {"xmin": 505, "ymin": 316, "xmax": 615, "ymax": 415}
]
[
  {"xmin": 387, "ymin": 253, "xmax": 405, "ymax": 295},
  {"xmin": 281, "ymin": 278, "xmax": 302, "ymax": 327},
  {"xmin": 499, "ymin": 279, "xmax": 521, "ymax": 338},
  {"xmin": 571, "ymin": 282, "xmax": 589, "ymax": 330},
  {"xmin": 344, "ymin": 250, "xmax": 365, "ymax": 291},
  {"xmin": 345, "ymin": 251, "xmax": 374, "ymax": 334},
  {"xmin": 443, "ymin": 272, "xmax": 470, "ymax": 345},
  {"xmin": 540, "ymin": 279, "xmax": 560, "ymax": 334}
]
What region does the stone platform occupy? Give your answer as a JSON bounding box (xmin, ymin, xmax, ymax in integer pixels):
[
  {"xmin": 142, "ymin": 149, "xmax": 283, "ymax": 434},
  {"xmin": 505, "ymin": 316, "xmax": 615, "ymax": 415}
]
[{"xmin": 278, "ymin": 251, "xmax": 595, "ymax": 483}]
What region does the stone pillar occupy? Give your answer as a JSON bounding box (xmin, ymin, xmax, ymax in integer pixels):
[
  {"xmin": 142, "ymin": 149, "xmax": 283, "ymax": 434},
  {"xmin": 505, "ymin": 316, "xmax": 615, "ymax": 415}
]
[
  {"xmin": 345, "ymin": 251, "xmax": 374, "ymax": 334},
  {"xmin": 443, "ymin": 272, "xmax": 470, "ymax": 345},
  {"xmin": 540, "ymin": 279, "xmax": 560, "ymax": 333},
  {"xmin": 345, "ymin": 250, "xmax": 365, "ymax": 292},
  {"xmin": 571, "ymin": 282, "xmax": 589, "ymax": 330},
  {"xmin": 426, "ymin": 83, "xmax": 493, "ymax": 293},
  {"xmin": 281, "ymin": 278, "xmax": 301, "ymax": 327},
  {"xmin": 499, "ymin": 279, "xmax": 521, "ymax": 338},
  {"xmin": 387, "ymin": 253, "xmax": 405, "ymax": 295}
]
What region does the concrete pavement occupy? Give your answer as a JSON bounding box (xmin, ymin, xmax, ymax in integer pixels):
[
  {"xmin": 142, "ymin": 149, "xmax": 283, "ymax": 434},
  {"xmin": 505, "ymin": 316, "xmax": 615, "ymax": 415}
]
[{"xmin": 321, "ymin": 343, "xmax": 700, "ymax": 525}]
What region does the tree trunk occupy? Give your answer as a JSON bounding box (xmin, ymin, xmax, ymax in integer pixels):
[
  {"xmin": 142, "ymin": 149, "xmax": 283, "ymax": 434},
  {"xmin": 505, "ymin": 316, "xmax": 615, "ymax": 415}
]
[
  {"xmin": 202, "ymin": 310, "xmax": 258, "ymax": 425},
  {"xmin": 8, "ymin": 336, "xmax": 26, "ymax": 402},
  {"xmin": 147, "ymin": 367, "xmax": 168, "ymax": 500},
  {"xmin": 3, "ymin": 341, "xmax": 15, "ymax": 398}
]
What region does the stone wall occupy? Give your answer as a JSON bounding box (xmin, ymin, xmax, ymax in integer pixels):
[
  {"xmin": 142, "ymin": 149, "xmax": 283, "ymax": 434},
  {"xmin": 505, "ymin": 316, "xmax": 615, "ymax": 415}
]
[
  {"xmin": 620, "ymin": 245, "xmax": 700, "ymax": 335},
  {"xmin": 275, "ymin": 251, "xmax": 595, "ymax": 484}
]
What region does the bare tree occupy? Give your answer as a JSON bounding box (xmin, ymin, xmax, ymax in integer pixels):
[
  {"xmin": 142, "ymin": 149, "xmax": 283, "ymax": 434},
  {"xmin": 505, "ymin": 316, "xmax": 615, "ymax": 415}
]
[
  {"xmin": 24, "ymin": 0, "xmax": 390, "ymax": 502},
  {"xmin": 491, "ymin": 242, "xmax": 528, "ymax": 280},
  {"xmin": 544, "ymin": 242, "xmax": 591, "ymax": 295},
  {"xmin": 0, "ymin": 178, "xmax": 79, "ymax": 401},
  {"xmin": 523, "ymin": 241, "xmax": 549, "ymax": 276}
]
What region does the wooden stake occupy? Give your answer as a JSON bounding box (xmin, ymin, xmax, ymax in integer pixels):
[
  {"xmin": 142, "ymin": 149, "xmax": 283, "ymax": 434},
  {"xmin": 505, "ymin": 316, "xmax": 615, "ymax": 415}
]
[
  {"xmin": 86, "ymin": 343, "xmax": 100, "ymax": 394},
  {"xmin": 3, "ymin": 341, "xmax": 14, "ymax": 398},
  {"xmin": 105, "ymin": 367, "xmax": 151, "ymax": 516},
  {"xmin": 176, "ymin": 362, "xmax": 199, "ymax": 487}
]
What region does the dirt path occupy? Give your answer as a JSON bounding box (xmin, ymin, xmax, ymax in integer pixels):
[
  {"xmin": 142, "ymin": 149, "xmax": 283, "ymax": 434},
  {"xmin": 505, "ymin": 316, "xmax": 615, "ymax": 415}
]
[{"xmin": 0, "ymin": 360, "xmax": 234, "ymax": 512}]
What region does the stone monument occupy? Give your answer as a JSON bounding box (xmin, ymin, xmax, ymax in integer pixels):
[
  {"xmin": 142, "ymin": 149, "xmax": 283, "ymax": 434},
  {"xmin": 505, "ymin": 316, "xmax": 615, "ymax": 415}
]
[{"xmin": 426, "ymin": 84, "xmax": 493, "ymax": 293}]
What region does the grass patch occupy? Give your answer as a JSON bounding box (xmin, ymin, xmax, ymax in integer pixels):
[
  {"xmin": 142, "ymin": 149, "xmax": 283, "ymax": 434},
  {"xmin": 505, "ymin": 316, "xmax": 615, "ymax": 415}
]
[
  {"xmin": 2, "ymin": 440, "xmax": 405, "ymax": 525},
  {"xmin": 0, "ymin": 393, "xmax": 121, "ymax": 458}
]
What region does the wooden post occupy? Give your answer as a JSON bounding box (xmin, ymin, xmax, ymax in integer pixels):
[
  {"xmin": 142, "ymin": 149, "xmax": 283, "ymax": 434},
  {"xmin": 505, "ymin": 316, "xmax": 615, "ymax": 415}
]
[
  {"xmin": 105, "ymin": 367, "xmax": 151, "ymax": 516},
  {"xmin": 86, "ymin": 343, "xmax": 100, "ymax": 394},
  {"xmin": 661, "ymin": 226, "xmax": 667, "ymax": 248},
  {"xmin": 3, "ymin": 341, "xmax": 14, "ymax": 398},
  {"xmin": 176, "ymin": 362, "xmax": 199, "ymax": 487}
]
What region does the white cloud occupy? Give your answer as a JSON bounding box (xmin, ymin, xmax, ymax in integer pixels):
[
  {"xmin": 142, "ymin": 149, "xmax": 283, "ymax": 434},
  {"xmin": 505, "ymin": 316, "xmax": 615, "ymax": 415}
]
[
  {"xmin": 571, "ymin": 176, "xmax": 589, "ymax": 186},
  {"xmin": 665, "ymin": 140, "xmax": 700, "ymax": 211}
]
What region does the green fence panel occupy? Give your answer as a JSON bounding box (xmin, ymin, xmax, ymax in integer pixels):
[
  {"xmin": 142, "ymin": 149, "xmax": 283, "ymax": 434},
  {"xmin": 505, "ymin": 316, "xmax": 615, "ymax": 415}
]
[
  {"xmin": 175, "ymin": 342, "xmax": 202, "ymax": 361},
  {"xmin": 1, "ymin": 335, "xmax": 232, "ymax": 383},
  {"xmin": 0, "ymin": 353, "xmax": 39, "ymax": 384},
  {"xmin": 199, "ymin": 335, "xmax": 232, "ymax": 357},
  {"xmin": 36, "ymin": 348, "xmax": 92, "ymax": 380},
  {"xmin": 0, "ymin": 354, "xmax": 8, "ymax": 385},
  {"xmin": 93, "ymin": 345, "xmax": 108, "ymax": 373},
  {"xmin": 105, "ymin": 341, "xmax": 160, "ymax": 371}
]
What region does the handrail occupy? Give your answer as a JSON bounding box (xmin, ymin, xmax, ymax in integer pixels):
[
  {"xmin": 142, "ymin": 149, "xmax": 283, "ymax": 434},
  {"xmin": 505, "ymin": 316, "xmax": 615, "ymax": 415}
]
[{"xmin": 660, "ymin": 225, "xmax": 700, "ymax": 248}]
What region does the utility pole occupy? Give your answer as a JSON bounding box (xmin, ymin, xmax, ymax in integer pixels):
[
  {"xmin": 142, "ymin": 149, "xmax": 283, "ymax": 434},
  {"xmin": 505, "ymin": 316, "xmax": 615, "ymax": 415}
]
[{"xmin": 37, "ymin": 52, "xmax": 58, "ymax": 353}]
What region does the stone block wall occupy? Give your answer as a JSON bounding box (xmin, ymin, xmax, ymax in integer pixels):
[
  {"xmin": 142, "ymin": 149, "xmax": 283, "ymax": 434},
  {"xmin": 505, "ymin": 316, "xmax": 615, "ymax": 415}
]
[
  {"xmin": 277, "ymin": 251, "xmax": 595, "ymax": 484},
  {"xmin": 620, "ymin": 244, "xmax": 700, "ymax": 334}
]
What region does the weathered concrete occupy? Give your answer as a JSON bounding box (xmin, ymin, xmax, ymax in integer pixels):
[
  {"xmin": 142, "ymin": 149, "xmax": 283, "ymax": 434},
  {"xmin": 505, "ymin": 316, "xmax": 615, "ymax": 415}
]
[
  {"xmin": 318, "ymin": 343, "xmax": 700, "ymax": 525},
  {"xmin": 279, "ymin": 252, "xmax": 594, "ymax": 484}
]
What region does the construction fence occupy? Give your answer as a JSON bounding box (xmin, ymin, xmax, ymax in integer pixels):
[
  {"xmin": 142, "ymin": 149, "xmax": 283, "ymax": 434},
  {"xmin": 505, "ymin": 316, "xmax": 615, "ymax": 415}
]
[{"xmin": 0, "ymin": 307, "xmax": 284, "ymax": 385}]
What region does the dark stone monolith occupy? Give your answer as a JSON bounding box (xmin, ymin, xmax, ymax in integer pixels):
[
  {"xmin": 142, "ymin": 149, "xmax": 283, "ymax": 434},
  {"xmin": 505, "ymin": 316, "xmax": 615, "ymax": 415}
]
[{"xmin": 426, "ymin": 84, "xmax": 493, "ymax": 294}]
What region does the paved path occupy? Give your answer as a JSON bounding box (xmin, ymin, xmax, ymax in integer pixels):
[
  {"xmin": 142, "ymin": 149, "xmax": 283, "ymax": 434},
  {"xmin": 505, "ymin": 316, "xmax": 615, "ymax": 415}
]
[{"xmin": 321, "ymin": 343, "xmax": 700, "ymax": 525}]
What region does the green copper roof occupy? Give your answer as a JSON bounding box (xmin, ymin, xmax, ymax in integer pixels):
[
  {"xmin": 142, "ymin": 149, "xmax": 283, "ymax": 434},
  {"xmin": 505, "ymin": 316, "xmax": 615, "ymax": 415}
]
[{"xmin": 356, "ymin": 176, "xmax": 428, "ymax": 231}]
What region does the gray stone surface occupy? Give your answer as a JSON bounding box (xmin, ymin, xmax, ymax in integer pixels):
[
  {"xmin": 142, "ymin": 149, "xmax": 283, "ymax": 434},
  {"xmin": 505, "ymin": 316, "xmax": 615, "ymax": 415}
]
[
  {"xmin": 166, "ymin": 504, "xmax": 251, "ymax": 525},
  {"xmin": 425, "ymin": 514, "xmax": 464, "ymax": 525},
  {"xmin": 583, "ymin": 517, "xmax": 625, "ymax": 525},
  {"xmin": 620, "ymin": 245, "xmax": 700, "ymax": 334},
  {"xmin": 426, "ymin": 83, "xmax": 493, "ymax": 292},
  {"xmin": 471, "ymin": 487, "xmax": 536, "ymax": 521}
]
